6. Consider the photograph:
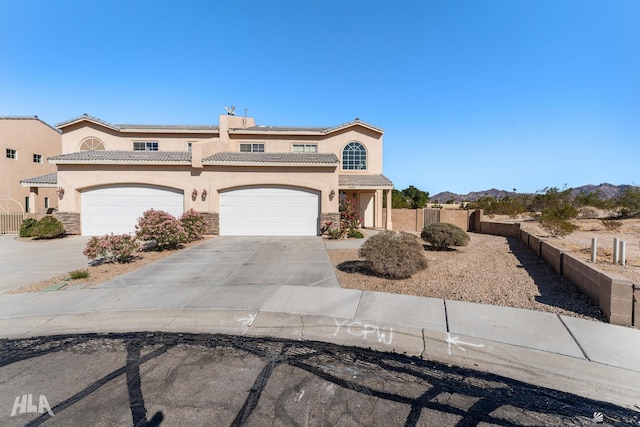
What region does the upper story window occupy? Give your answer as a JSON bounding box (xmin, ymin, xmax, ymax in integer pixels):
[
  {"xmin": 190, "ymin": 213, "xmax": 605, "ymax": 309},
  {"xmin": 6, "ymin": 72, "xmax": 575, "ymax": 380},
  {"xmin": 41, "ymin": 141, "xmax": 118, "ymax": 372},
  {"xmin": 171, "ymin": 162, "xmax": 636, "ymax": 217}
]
[
  {"xmin": 342, "ymin": 142, "xmax": 367, "ymax": 170},
  {"xmin": 292, "ymin": 144, "xmax": 317, "ymax": 153},
  {"xmin": 80, "ymin": 137, "xmax": 105, "ymax": 150},
  {"xmin": 133, "ymin": 141, "xmax": 159, "ymax": 151},
  {"xmin": 33, "ymin": 154, "xmax": 42, "ymax": 163},
  {"xmin": 6, "ymin": 149, "xmax": 17, "ymax": 159},
  {"xmin": 240, "ymin": 143, "xmax": 264, "ymax": 153},
  {"xmin": 187, "ymin": 142, "xmax": 193, "ymax": 152}
]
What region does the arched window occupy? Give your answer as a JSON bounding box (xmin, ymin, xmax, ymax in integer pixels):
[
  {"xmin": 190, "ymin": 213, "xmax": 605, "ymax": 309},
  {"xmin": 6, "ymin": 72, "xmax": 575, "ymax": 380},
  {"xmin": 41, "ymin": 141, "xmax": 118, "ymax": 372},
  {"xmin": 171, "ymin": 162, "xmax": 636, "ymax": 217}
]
[
  {"xmin": 342, "ymin": 142, "xmax": 367, "ymax": 170},
  {"xmin": 80, "ymin": 137, "xmax": 105, "ymax": 151}
]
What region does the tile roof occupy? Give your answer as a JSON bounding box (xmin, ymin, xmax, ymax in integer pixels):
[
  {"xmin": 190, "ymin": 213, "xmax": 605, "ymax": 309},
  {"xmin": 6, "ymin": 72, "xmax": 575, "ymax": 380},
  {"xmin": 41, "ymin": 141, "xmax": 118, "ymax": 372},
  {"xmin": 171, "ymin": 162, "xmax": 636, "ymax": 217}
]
[
  {"xmin": 229, "ymin": 119, "xmax": 383, "ymax": 135},
  {"xmin": 20, "ymin": 172, "xmax": 58, "ymax": 186},
  {"xmin": 49, "ymin": 150, "xmax": 192, "ymax": 164},
  {"xmin": 56, "ymin": 114, "xmax": 219, "ymax": 133},
  {"xmin": 203, "ymin": 152, "xmax": 339, "ymax": 166},
  {"xmin": 0, "ymin": 115, "xmax": 61, "ymax": 133},
  {"xmin": 339, "ymin": 174, "xmax": 394, "ymax": 188}
]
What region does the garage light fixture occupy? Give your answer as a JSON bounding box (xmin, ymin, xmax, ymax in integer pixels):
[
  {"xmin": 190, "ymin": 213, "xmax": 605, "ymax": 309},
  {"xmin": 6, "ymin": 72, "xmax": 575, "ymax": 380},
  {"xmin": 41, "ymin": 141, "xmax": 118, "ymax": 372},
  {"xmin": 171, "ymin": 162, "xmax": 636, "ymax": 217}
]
[
  {"xmin": 191, "ymin": 188, "xmax": 198, "ymax": 201},
  {"xmin": 201, "ymin": 189, "xmax": 207, "ymax": 201},
  {"xmin": 329, "ymin": 189, "xmax": 335, "ymax": 201},
  {"xmin": 57, "ymin": 187, "xmax": 65, "ymax": 200}
]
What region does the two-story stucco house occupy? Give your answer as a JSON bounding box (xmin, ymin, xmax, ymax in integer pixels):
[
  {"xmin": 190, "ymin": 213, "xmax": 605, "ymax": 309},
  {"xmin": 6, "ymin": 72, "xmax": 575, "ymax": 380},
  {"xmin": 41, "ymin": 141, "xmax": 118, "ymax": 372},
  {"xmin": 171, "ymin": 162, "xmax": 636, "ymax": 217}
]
[
  {"xmin": 0, "ymin": 116, "xmax": 61, "ymax": 214},
  {"xmin": 24, "ymin": 113, "xmax": 393, "ymax": 236}
]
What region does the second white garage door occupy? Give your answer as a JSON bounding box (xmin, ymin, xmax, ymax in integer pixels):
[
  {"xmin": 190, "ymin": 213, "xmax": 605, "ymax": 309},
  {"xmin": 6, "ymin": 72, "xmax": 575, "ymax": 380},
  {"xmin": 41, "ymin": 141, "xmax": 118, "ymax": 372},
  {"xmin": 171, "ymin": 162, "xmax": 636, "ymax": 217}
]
[
  {"xmin": 81, "ymin": 185, "xmax": 184, "ymax": 236},
  {"xmin": 220, "ymin": 187, "xmax": 319, "ymax": 236}
]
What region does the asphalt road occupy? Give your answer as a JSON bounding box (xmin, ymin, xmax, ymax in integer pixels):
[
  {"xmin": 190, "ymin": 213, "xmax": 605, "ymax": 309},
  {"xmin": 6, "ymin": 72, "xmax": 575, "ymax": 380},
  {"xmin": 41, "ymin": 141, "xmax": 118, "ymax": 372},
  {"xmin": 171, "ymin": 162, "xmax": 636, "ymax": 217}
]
[{"xmin": 1, "ymin": 332, "xmax": 638, "ymax": 427}]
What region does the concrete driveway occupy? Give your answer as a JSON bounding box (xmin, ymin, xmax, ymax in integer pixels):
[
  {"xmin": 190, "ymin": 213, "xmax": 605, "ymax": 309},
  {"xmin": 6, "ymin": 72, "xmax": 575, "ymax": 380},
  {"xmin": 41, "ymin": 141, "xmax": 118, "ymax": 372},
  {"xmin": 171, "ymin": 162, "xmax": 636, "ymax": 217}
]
[
  {"xmin": 98, "ymin": 236, "xmax": 341, "ymax": 289},
  {"xmin": 0, "ymin": 235, "xmax": 91, "ymax": 293}
]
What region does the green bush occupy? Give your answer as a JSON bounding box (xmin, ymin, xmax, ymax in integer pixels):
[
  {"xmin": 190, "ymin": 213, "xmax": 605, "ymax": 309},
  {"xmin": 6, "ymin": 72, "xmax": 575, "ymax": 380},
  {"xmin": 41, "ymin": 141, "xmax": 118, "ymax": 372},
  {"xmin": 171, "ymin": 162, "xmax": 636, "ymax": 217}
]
[
  {"xmin": 347, "ymin": 229, "xmax": 364, "ymax": 238},
  {"xmin": 359, "ymin": 231, "xmax": 428, "ymax": 279},
  {"xmin": 19, "ymin": 218, "xmax": 38, "ymax": 237},
  {"xmin": 30, "ymin": 216, "xmax": 65, "ymax": 239},
  {"xmin": 539, "ymin": 216, "xmax": 578, "ymax": 237},
  {"xmin": 69, "ymin": 269, "xmax": 89, "ymax": 279},
  {"xmin": 421, "ymin": 223, "xmax": 470, "ymax": 250},
  {"xmin": 601, "ymin": 219, "xmax": 622, "ymax": 231}
]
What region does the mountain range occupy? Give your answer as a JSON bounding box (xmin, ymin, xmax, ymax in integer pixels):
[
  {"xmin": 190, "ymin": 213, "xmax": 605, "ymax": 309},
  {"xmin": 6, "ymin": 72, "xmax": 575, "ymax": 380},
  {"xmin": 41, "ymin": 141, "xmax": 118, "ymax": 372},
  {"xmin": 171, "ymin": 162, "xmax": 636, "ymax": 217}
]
[{"xmin": 430, "ymin": 183, "xmax": 632, "ymax": 203}]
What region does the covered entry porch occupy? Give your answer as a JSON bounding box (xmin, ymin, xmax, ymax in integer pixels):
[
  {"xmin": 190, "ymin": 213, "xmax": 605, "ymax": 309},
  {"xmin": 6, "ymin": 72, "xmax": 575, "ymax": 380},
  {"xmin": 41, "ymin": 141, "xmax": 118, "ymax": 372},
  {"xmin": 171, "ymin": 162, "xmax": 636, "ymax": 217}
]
[{"xmin": 338, "ymin": 174, "xmax": 394, "ymax": 230}]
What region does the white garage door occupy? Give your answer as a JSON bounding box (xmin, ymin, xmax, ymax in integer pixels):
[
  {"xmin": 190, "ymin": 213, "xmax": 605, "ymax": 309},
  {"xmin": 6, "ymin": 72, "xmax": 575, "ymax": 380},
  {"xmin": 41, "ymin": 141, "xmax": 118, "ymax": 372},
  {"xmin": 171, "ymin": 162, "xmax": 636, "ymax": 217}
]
[
  {"xmin": 220, "ymin": 187, "xmax": 319, "ymax": 236},
  {"xmin": 81, "ymin": 185, "xmax": 184, "ymax": 236}
]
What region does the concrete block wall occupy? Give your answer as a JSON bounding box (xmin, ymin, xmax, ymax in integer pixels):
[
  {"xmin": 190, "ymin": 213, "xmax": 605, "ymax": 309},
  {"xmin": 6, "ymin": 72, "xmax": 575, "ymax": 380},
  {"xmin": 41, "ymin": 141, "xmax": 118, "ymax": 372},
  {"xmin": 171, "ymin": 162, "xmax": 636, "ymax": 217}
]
[
  {"xmin": 479, "ymin": 221, "xmax": 520, "ymax": 238},
  {"xmin": 528, "ymin": 234, "xmax": 543, "ymax": 256},
  {"xmin": 540, "ymin": 241, "xmax": 565, "ymax": 274},
  {"xmin": 383, "ymin": 209, "xmax": 426, "ymax": 232},
  {"xmin": 440, "ymin": 209, "xmax": 471, "ymax": 231}
]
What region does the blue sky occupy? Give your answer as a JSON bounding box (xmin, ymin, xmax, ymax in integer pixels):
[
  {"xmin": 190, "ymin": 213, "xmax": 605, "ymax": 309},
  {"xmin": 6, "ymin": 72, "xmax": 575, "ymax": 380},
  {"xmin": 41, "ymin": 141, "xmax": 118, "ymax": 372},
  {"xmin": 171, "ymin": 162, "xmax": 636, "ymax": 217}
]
[{"xmin": 1, "ymin": 0, "xmax": 638, "ymax": 196}]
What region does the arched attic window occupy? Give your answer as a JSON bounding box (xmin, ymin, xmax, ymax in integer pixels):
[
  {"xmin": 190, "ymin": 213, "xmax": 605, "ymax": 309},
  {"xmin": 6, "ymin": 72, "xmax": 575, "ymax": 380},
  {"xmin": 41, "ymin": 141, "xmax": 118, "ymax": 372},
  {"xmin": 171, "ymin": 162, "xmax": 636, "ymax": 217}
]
[
  {"xmin": 80, "ymin": 137, "xmax": 105, "ymax": 151},
  {"xmin": 342, "ymin": 141, "xmax": 367, "ymax": 170}
]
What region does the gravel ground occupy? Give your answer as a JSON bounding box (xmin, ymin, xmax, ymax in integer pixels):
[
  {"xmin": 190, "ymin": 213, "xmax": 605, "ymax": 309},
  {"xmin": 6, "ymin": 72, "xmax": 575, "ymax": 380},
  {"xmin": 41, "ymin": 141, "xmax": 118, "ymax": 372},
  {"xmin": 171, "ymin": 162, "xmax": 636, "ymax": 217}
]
[{"xmin": 328, "ymin": 233, "xmax": 606, "ymax": 322}]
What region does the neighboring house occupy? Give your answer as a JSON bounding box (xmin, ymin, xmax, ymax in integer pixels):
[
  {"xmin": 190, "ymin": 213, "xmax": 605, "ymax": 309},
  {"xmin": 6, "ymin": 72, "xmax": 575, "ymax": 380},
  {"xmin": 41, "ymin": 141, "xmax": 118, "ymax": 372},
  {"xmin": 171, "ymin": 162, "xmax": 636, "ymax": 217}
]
[
  {"xmin": 24, "ymin": 113, "xmax": 394, "ymax": 236},
  {"xmin": 0, "ymin": 116, "xmax": 61, "ymax": 214}
]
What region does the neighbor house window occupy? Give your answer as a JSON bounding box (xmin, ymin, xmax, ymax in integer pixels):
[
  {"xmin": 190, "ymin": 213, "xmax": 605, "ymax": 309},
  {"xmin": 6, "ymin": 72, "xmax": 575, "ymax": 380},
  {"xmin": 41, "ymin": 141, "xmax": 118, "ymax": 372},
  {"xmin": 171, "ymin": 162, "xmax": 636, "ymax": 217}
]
[
  {"xmin": 292, "ymin": 144, "xmax": 317, "ymax": 153},
  {"xmin": 24, "ymin": 197, "xmax": 29, "ymax": 213},
  {"xmin": 44, "ymin": 197, "xmax": 49, "ymax": 209},
  {"xmin": 240, "ymin": 143, "xmax": 264, "ymax": 152},
  {"xmin": 6, "ymin": 149, "xmax": 17, "ymax": 159},
  {"xmin": 80, "ymin": 137, "xmax": 105, "ymax": 150},
  {"xmin": 187, "ymin": 142, "xmax": 193, "ymax": 152},
  {"xmin": 342, "ymin": 142, "xmax": 367, "ymax": 170},
  {"xmin": 133, "ymin": 141, "xmax": 159, "ymax": 151},
  {"xmin": 33, "ymin": 154, "xmax": 42, "ymax": 163}
]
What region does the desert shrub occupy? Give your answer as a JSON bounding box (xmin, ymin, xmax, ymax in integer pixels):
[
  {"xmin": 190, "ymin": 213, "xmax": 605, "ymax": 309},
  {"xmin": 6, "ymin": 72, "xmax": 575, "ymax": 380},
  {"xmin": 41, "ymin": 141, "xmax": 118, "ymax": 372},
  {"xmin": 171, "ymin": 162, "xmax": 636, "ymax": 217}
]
[
  {"xmin": 69, "ymin": 269, "xmax": 89, "ymax": 279},
  {"xmin": 348, "ymin": 229, "xmax": 364, "ymax": 238},
  {"xmin": 340, "ymin": 201, "xmax": 360, "ymax": 233},
  {"xmin": 601, "ymin": 219, "xmax": 622, "ymax": 231},
  {"xmin": 539, "ymin": 216, "xmax": 578, "ymax": 237},
  {"xmin": 30, "ymin": 216, "xmax": 65, "ymax": 239},
  {"xmin": 180, "ymin": 209, "xmax": 207, "ymax": 242},
  {"xmin": 326, "ymin": 227, "xmax": 346, "ymax": 240},
  {"xmin": 359, "ymin": 231, "xmax": 428, "ymax": 279},
  {"xmin": 19, "ymin": 218, "xmax": 38, "ymax": 237},
  {"xmin": 135, "ymin": 209, "xmax": 187, "ymax": 250},
  {"xmin": 83, "ymin": 233, "xmax": 139, "ymax": 263},
  {"xmin": 421, "ymin": 223, "xmax": 470, "ymax": 250}
]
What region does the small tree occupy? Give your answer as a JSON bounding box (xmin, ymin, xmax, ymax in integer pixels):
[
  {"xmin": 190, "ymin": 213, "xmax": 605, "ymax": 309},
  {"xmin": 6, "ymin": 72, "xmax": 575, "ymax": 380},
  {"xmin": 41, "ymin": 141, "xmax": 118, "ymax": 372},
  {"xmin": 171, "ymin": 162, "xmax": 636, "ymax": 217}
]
[
  {"xmin": 359, "ymin": 231, "xmax": 428, "ymax": 279},
  {"xmin": 421, "ymin": 223, "xmax": 470, "ymax": 250},
  {"xmin": 616, "ymin": 186, "xmax": 640, "ymax": 218},
  {"xmin": 402, "ymin": 185, "xmax": 429, "ymax": 209}
]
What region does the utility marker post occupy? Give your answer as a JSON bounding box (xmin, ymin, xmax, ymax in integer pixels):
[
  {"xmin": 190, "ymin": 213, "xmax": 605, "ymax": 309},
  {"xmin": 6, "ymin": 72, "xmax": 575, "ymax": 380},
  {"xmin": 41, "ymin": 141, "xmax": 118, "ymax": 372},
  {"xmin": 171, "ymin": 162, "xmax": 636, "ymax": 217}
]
[
  {"xmin": 619, "ymin": 240, "xmax": 626, "ymax": 266},
  {"xmin": 590, "ymin": 238, "xmax": 597, "ymax": 263},
  {"xmin": 613, "ymin": 237, "xmax": 619, "ymax": 264}
]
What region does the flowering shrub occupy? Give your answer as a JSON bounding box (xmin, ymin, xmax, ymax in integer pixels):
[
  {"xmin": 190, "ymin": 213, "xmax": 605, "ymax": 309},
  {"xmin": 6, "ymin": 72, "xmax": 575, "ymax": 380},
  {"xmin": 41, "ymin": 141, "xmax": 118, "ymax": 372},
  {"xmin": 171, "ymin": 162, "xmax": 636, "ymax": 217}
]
[
  {"xmin": 83, "ymin": 234, "xmax": 139, "ymax": 263},
  {"xmin": 135, "ymin": 209, "xmax": 187, "ymax": 250},
  {"xmin": 180, "ymin": 209, "xmax": 207, "ymax": 242}
]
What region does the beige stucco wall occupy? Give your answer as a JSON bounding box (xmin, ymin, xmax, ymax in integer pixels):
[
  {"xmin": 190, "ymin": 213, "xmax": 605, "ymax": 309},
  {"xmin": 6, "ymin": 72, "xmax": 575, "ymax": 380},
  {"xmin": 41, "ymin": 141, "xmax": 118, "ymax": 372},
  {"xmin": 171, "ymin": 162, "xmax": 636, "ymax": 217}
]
[
  {"xmin": 56, "ymin": 164, "xmax": 339, "ymax": 214},
  {"xmin": 0, "ymin": 118, "xmax": 61, "ymax": 213},
  {"xmin": 60, "ymin": 122, "xmax": 220, "ymax": 153}
]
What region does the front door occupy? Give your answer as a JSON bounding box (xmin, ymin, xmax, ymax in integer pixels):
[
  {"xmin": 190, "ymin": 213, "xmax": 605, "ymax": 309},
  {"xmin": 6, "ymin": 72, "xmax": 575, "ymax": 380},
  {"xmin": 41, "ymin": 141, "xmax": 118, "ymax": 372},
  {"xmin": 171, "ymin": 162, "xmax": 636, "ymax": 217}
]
[{"xmin": 359, "ymin": 193, "xmax": 374, "ymax": 228}]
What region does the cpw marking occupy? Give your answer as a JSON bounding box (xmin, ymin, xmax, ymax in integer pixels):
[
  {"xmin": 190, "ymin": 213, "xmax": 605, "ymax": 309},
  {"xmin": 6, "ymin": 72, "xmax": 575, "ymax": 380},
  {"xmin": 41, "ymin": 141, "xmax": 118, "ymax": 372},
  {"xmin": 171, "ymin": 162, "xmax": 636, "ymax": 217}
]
[{"xmin": 333, "ymin": 318, "xmax": 393, "ymax": 345}]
